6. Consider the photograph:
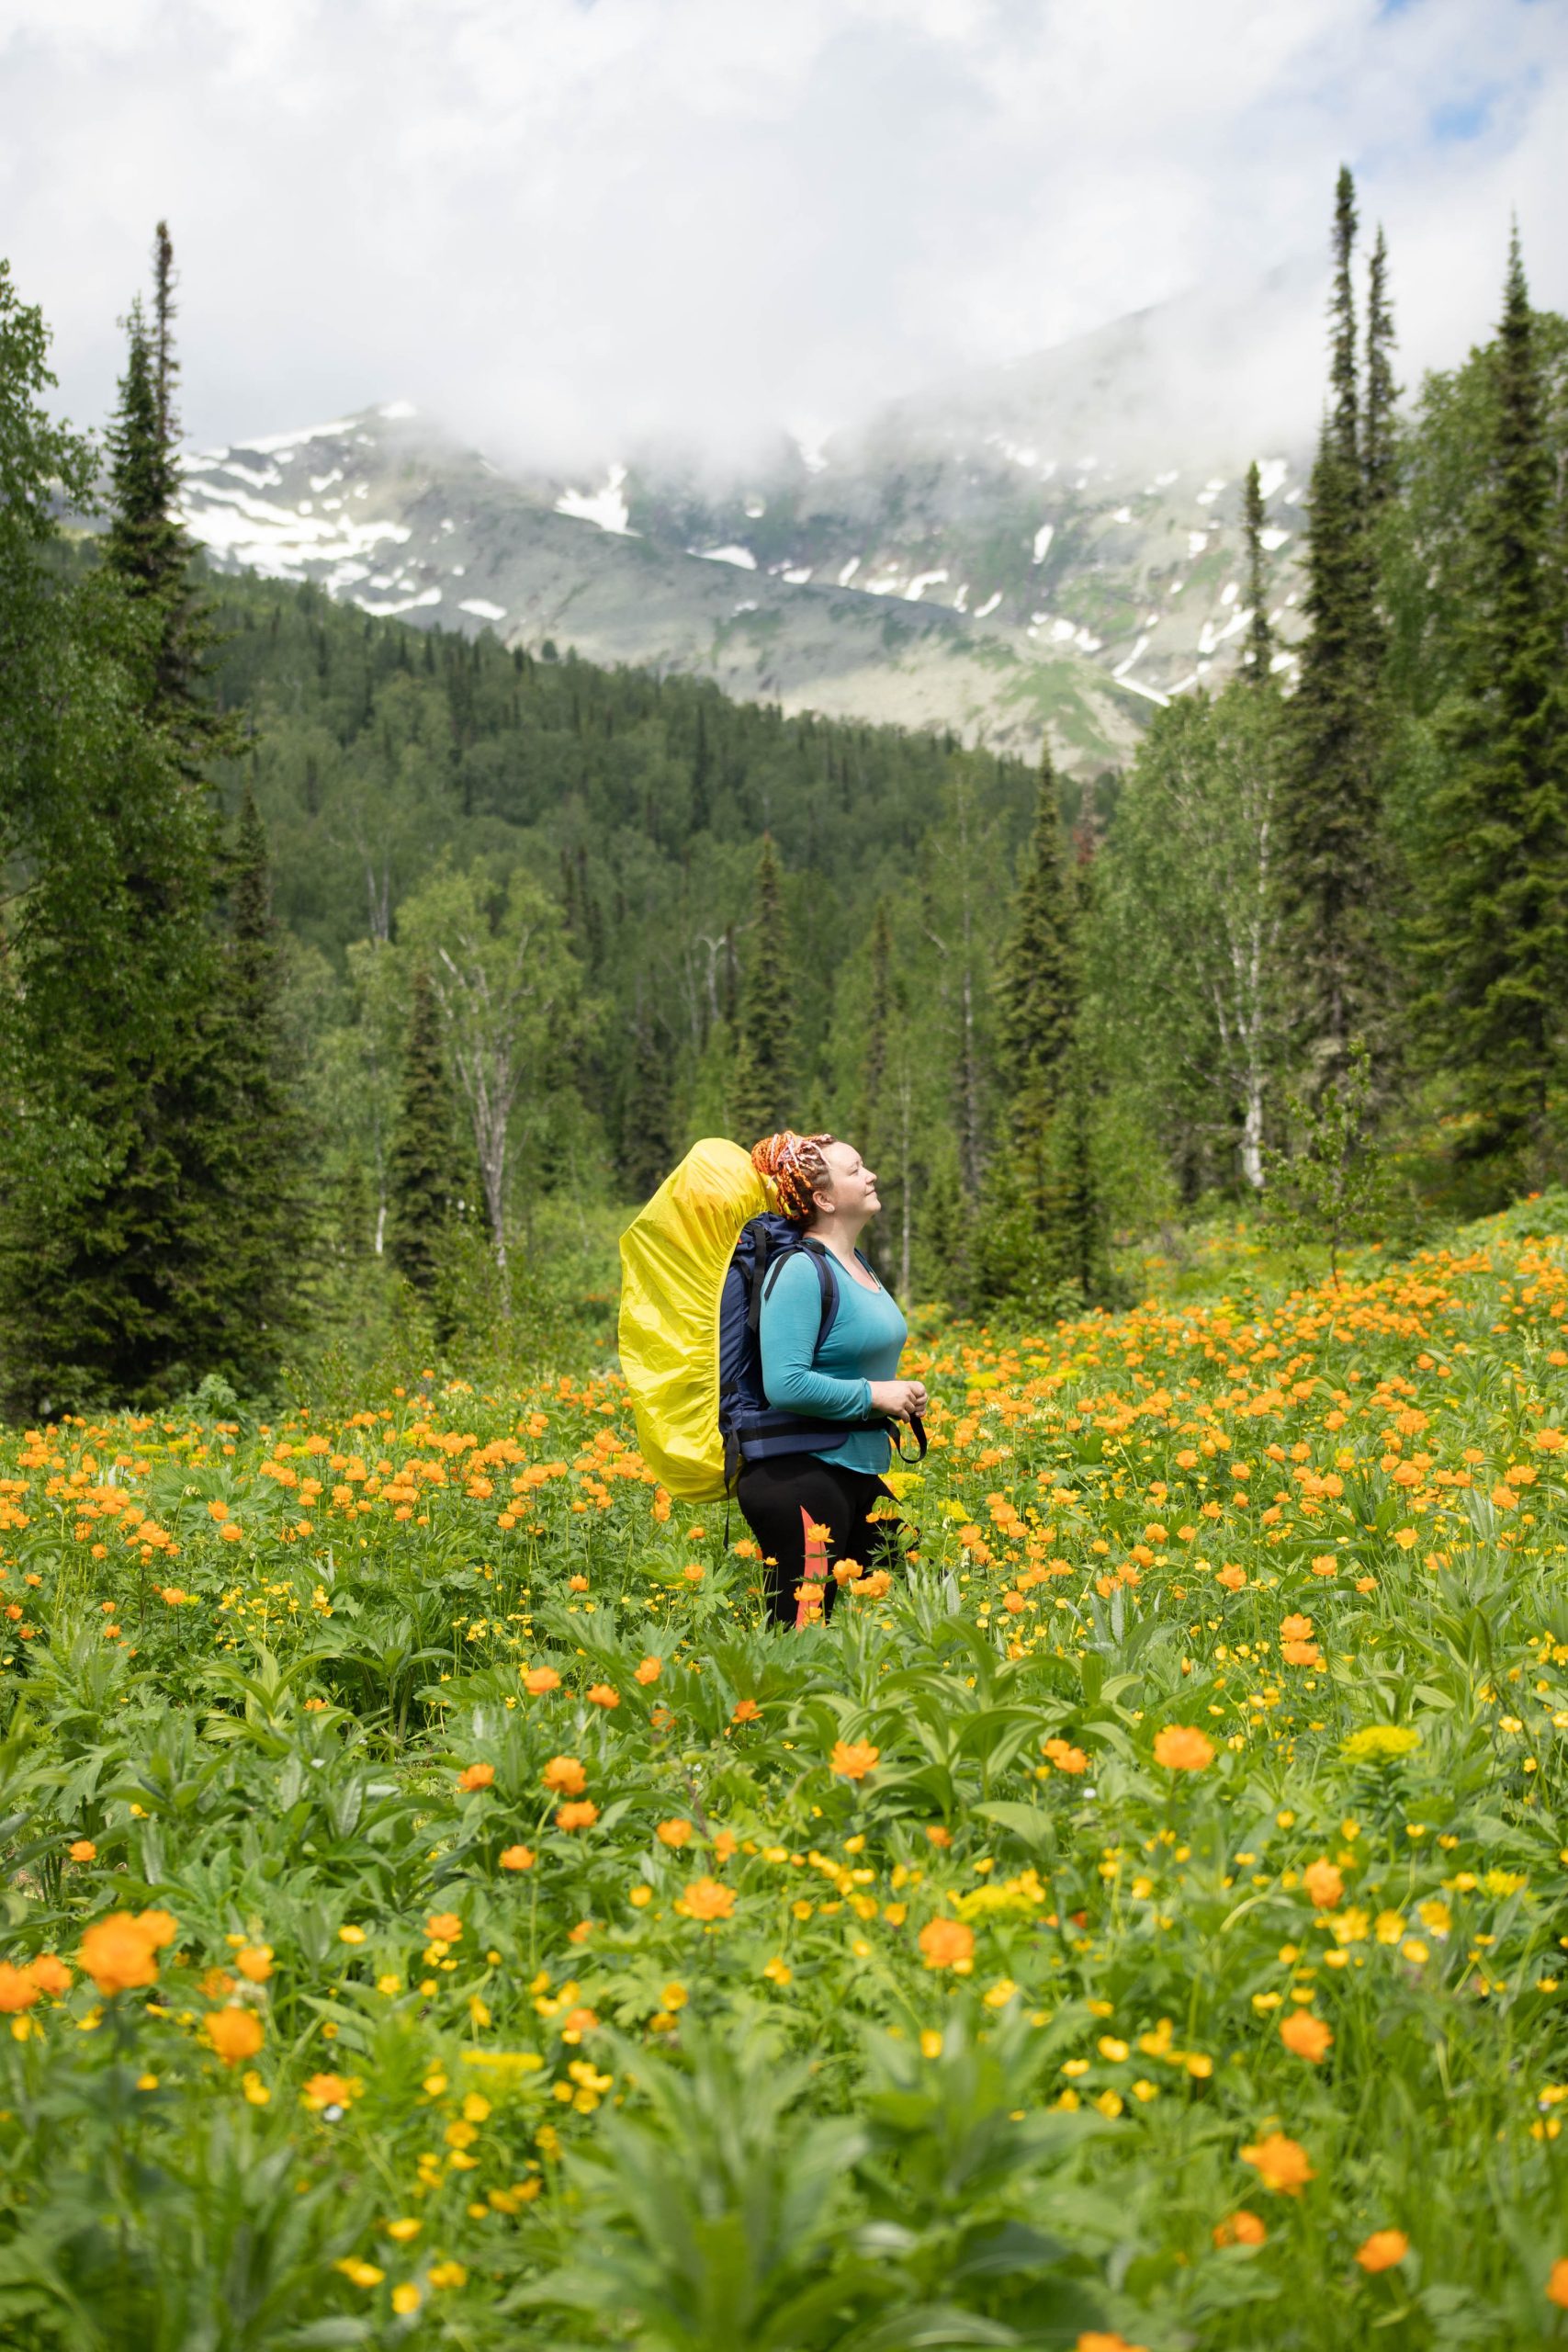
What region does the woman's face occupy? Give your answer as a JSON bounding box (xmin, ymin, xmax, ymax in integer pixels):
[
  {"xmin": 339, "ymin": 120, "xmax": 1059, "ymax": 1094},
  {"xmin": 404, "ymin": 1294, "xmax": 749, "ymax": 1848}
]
[{"xmin": 815, "ymin": 1139, "xmax": 880, "ymax": 1221}]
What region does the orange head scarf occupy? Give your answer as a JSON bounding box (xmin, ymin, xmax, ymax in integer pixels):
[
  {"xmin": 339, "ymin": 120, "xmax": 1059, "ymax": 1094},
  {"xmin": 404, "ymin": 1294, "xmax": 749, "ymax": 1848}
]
[{"xmin": 750, "ymin": 1130, "xmax": 835, "ymax": 1226}]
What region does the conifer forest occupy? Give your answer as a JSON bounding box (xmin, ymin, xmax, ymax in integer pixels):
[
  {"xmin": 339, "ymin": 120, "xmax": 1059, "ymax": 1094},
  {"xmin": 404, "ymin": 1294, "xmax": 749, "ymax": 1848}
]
[{"xmin": 4, "ymin": 153, "xmax": 1568, "ymax": 2350}]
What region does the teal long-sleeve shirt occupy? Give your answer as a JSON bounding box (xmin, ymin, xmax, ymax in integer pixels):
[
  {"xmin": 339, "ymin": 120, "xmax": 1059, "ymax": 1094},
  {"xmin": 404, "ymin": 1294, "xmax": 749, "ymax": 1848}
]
[{"xmin": 758, "ymin": 1249, "xmax": 908, "ymax": 1475}]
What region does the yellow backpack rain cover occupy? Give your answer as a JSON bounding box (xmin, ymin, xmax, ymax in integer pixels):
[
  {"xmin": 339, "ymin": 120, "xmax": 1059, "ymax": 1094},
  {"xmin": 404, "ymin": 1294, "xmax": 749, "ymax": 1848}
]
[{"xmin": 617, "ymin": 1139, "xmax": 771, "ymax": 1501}]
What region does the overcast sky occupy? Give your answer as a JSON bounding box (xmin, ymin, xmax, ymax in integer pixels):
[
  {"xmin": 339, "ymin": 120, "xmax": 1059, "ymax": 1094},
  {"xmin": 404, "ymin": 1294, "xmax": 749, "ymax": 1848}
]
[{"xmin": 2, "ymin": 0, "xmax": 1564, "ymax": 468}]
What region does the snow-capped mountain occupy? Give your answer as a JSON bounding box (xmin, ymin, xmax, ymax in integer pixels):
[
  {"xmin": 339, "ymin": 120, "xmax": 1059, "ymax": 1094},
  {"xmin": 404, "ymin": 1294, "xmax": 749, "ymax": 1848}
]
[{"xmin": 178, "ymin": 279, "xmax": 1316, "ymax": 771}]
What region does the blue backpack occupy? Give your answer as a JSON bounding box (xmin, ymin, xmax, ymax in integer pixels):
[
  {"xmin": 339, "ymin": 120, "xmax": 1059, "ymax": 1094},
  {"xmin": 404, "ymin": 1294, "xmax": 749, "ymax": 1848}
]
[{"xmin": 716, "ymin": 1213, "xmax": 924, "ymax": 1490}]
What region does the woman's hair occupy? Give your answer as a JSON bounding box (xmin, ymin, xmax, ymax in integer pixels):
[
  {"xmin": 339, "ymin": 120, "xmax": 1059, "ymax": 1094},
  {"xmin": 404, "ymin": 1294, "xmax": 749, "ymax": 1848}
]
[{"xmin": 751, "ymin": 1130, "xmax": 836, "ymax": 1227}]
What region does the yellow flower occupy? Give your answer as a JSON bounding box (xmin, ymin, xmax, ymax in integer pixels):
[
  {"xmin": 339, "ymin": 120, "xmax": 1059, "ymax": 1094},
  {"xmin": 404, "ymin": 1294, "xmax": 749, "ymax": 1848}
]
[{"xmin": 334, "ymin": 2259, "xmax": 384, "ymax": 2289}]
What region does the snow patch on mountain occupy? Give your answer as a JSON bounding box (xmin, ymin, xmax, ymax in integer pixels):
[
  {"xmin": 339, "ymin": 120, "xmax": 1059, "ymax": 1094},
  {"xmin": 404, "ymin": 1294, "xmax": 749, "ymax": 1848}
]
[{"xmin": 555, "ymin": 463, "xmax": 635, "ymax": 536}]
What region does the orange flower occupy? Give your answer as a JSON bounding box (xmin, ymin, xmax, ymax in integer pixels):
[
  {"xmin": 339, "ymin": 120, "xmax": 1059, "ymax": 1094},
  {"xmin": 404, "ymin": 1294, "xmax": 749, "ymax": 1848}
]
[
  {"xmin": 730, "ymin": 1698, "xmax": 761, "ymax": 1724},
  {"xmin": 1279, "ymin": 2010, "xmax": 1333, "ymax": 2063},
  {"xmin": 1356, "ymin": 2229, "xmax": 1409, "ymax": 2273},
  {"xmin": 499, "ymin": 1844, "xmax": 536, "ymax": 1871},
  {"xmin": 28, "ymin": 1955, "xmax": 70, "ymax": 1996},
  {"xmin": 918, "ymin": 1918, "xmax": 975, "ymax": 1973},
  {"xmin": 68, "ymin": 1839, "xmax": 97, "ymax": 1862},
  {"xmin": 656, "ymin": 1819, "xmax": 694, "ymax": 1849},
  {"xmin": 1548, "ymin": 2258, "xmax": 1568, "ymax": 2309},
  {"xmin": 0, "ymin": 1963, "xmax": 39, "ymax": 2013},
  {"xmin": 1303, "ymin": 1859, "xmax": 1344, "ymax": 1909},
  {"xmin": 542, "ymin": 1755, "xmax": 587, "ymax": 1794},
  {"xmin": 1240, "ymin": 2132, "xmax": 1314, "ymax": 2194},
  {"xmin": 1215, "ymin": 1564, "xmax": 1247, "ymax": 1591},
  {"xmin": 523, "ymin": 1666, "xmax": 560, "ymax": 1695},
  {"xmin": 1153, "ymin": 1724, "xmax": 1214, "ymax": 1771},
  {"xmin": 1281, "ymin": 1640, "xmax": 1325, "ymax": 1667},
  {"xmin": 457, "ymin": 1762, "xmax": 495, "ymax": 1792},
  {"xmin": 634, "ymin": 1657, "xmax": 661, "ymax": 1686},
  {"xmin": 830, "ymin": 1739, "xmax": 880, "ymax": 1781},
  {"xmin": 675, "ymin": 1875, "xmax": 735, "ymax": 1921},
  {"xmin": 234, "ymin": 1945, "xmax": 273, "ymax": 1984},
  {"xmin": 425, "ymin": 1913, "xmax": 463, "ymax": 1942},
  {"xmin": 1042, "ymin": 1736, "xmax": 1089, "ymax": 1774},
  {"xmin": 1213, "ymin": 2210, "xmax": 1267, "ymax": 2248},
  {"xmin": 301, "ymin": 2071, "xmax": 360, "ymax": 2112},
  {"xmin": 587, "ymin": 1683, "xmax": 621, "ymax": 1709},
  {"xmin": 207, "ymin": 1498, "xmax": 230, "ymax": 1521},
  {"xmin": 555, "ymin": 1800, "xmax": 598, "ymax": 1831},
  {"xmin": 1280, "ymin": 1613, "xmax": 1314, "ymax": 1640},
  {"xmin": 79, "ymin": 1909, "xmax": 175, "ymax": 1996},
  {"xmin": 925, "ymin": 1825, "xmax": 953, "ymax": 1849},
  {"xmin": 1075, "ymin": 2335, "xmax": 1150, "ymax": 2352},
  {"xmin": 205, "ymin": 2007, "xmax": 265, "ymax": 2066}
]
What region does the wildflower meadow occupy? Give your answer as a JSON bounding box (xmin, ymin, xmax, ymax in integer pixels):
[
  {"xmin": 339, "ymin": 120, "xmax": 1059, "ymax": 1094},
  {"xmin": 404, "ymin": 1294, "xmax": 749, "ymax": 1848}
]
[{"xmin": 3, "ymin": 1210, "xmax": 1568, "ymax": 2348}]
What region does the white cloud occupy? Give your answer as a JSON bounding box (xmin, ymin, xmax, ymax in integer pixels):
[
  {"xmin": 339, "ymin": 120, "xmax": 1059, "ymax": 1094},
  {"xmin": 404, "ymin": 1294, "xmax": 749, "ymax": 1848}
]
[{"xmin": 0, "ymin": 0, "xmax": 1563, "ymax": 465}]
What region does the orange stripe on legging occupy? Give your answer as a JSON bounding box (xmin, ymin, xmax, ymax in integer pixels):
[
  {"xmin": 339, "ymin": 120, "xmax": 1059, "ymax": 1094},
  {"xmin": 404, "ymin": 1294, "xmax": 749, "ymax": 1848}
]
[{"xmin": 795, "ymin": 1506, "xmax": 829, "ymax": 1629}]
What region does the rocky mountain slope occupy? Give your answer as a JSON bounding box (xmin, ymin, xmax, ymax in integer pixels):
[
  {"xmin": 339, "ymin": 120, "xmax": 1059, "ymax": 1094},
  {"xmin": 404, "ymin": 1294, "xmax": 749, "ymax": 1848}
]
[{"xmin": 178, "ymin": 281, "xmax": 1315, "ymax": 773}]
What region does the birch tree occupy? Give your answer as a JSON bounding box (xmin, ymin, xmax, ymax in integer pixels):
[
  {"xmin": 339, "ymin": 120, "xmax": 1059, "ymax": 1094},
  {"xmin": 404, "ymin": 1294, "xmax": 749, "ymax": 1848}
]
[
  {"xmin": 397, "ymin": 862, "xmax": 581, "ymax": 1272},
  {"xmin": 1096, "ymin": 684, "xmax": 1288, "ymax": 1194}
]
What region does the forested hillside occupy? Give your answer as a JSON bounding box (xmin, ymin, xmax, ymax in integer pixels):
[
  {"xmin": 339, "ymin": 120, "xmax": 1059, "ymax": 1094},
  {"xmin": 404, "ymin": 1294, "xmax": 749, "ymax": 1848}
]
[
  {"xmin": 205, "ymin": 576, "xmax": 1081, "ymax": 1326},
  {"xmin": 5, "ymin": 170, "xmax": 1568, "ymax": 1414}
]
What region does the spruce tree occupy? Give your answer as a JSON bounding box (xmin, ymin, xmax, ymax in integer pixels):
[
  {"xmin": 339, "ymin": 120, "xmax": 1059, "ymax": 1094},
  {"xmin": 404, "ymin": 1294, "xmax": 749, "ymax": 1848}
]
[
  {"xmin": 0, "ymin": 243, "xmax": 241, "ymax": 1408},
  {"xmin": 729, "ymin": 834, "xmax": 797, "ymax": 1140},
  {"xmin": 0, "ymin": 230, "xmax": 311, "ymax": 1407},
  {"xmin": 1423, "ymin": 232, "xmax": 1568, "ymax": 1182},
  {"xmin": 861, "ymin": 899, "xmax": 893, "ymax": 1140},
  {"xmin": 1241, "ymin": 459, "xmax": 1275, "ymax": 682},
  {"xmin": 212, "ymin": 787, "xmax": 311, "ymax": 1371},
  {"xmin": 994, "ymin": 749, "xmax": 1077, "ymax": 1199},
  {"xmin": 857, "ymin": 899, "xmax": 898, "ymax": 1280},
  {"xmin": 974, "ymin": 751, "xmax": 1103, "ymax": 1306},
  {"xmin": 1280, "ymin": 167, "xmax": 1389, "ymax": 1086},
  {"xmin": 103, "ymin": 224, "xmax": 231, "ymax": 763},
  {"xmin": 388, "ymin": 964, "xmax": 460, "ymax": 1304},
  {"xmin": 617, "ymin": 1000, "xmax": 674, "ymax": 1204},
  {"xmin": 1363, "ymin": 226, "xmax": 1399, "ymax": 513}
]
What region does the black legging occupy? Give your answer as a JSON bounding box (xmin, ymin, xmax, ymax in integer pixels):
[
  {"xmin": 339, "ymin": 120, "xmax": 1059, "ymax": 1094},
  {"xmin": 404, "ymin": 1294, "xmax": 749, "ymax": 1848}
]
[{"xmin": 736, "ymin": 1453, "xmax": 905, "ymax": 1628}]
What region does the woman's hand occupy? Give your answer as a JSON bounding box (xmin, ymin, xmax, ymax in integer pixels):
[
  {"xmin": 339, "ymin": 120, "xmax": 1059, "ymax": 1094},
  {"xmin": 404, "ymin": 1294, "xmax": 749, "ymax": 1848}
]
[{"xmin": 869, "ymin": 1378, "xmax": 928, "ymax": 1421}]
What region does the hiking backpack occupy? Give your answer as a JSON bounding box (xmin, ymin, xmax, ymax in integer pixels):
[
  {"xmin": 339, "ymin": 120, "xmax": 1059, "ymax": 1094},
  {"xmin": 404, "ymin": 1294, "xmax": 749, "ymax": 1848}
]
[{"xmin": 617, "ymin": 1137, "xmax": 920, "ymax": 1501}]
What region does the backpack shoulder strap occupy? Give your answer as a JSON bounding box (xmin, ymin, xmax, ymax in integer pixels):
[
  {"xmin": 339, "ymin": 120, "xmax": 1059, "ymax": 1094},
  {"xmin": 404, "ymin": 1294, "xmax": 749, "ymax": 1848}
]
[
  {"xmin": 741, "ymin": 1218, "xmax": 773, "ymax": 1340},
  {"xmin": 760, "ymin": 1234, "xmax": 838, "ymax": 1341},
  {"xmin": 798, "ymin": 1237, "xmax": 839, "ymax": 1342}
]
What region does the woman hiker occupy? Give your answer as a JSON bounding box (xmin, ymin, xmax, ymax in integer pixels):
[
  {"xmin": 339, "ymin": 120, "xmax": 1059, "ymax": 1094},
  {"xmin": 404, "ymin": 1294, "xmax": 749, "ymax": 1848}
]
[{"xmin": 739, "ymin": 1130, "xmax": 927, "ymax": 1628}]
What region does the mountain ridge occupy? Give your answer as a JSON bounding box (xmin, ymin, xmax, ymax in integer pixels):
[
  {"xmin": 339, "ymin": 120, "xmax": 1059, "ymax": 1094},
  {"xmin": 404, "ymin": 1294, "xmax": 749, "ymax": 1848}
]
[{"xmin": 177, "ymin": 280, "xmax": 1320, "ymax": 771}]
